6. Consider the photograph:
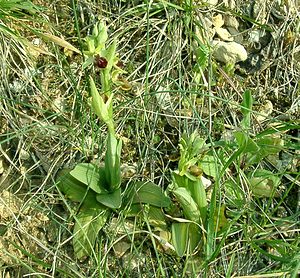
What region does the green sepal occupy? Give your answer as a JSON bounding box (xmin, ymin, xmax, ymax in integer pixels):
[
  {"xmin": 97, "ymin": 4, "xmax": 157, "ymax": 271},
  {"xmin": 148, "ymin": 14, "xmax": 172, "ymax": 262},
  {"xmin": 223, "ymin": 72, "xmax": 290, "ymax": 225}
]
[
  {"xmin": 102, "ymin": 40, "xmax": 117, "ymax": 72},
  {"xmin": 89, "ymin": 76, "xmax": 114, "ymax": 131}
]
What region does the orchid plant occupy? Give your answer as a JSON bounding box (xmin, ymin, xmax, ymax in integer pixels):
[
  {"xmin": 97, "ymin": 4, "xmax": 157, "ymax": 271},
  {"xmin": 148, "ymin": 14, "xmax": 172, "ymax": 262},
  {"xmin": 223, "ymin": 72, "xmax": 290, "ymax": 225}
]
[{"xmin": 57, "ymin": 22, "xmax": 170, "ymax": 260}]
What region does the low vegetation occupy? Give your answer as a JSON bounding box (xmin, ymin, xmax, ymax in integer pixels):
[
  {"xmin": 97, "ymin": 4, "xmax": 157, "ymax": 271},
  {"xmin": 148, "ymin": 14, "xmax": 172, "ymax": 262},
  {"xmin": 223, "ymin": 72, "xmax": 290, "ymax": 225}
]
[{"xmin": 0, "ymin": 0, "xmax": 299, "ymax": 277}]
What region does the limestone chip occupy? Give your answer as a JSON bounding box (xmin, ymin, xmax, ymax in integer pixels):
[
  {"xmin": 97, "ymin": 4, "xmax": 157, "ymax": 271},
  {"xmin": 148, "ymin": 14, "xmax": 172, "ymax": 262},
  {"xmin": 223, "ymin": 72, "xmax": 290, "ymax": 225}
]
[
  {"xmin": 212, "ymin": 14, "xmax": 224, "ymax": 28},
  {"xmin": 212, "ymin": 41, "xmax": 248, "ymax": 63},
  {"xmin": 215, "ymin": 27, "xmax": 234, "ymax": 41},
  {"xmin": 224, "ymin": 15, "xmax": 239, "ymax": 30},
  {"xmin": 200, "ymin": 0, "xmax": 218, "ymax": 5}
]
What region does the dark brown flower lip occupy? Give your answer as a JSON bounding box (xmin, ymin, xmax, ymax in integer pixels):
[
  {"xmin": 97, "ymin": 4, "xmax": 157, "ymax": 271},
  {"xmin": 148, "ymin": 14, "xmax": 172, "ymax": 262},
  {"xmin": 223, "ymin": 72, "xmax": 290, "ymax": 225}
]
[{"xmin": 94, "ymin": 55, "xmax": 108, "ymax": 68}]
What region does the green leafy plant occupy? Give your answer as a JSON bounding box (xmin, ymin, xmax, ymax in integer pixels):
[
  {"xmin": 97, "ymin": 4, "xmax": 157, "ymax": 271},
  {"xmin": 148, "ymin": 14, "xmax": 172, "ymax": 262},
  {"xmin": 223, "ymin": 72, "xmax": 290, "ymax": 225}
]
[
  {"xmin": 231, "ymin": 91, "xmax": 285, "ymax": 198},
  {"xmin": 168, "ymin": 131, "xmax": 210, "ymax": 256},
  {"xmin": 167, "ymin": 90, "xmax": 291, "ymax": 257},
  {"xmin": 57, "ymin": 22, "xmax": 171, "ymax": 260}
]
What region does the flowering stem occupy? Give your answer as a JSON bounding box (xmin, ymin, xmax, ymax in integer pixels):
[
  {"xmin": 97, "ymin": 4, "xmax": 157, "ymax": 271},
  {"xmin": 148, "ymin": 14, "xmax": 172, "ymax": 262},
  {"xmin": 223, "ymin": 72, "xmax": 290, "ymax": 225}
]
[{"xmin": 101, "ymin": 70, "xmax": 111, "ymax": 96}]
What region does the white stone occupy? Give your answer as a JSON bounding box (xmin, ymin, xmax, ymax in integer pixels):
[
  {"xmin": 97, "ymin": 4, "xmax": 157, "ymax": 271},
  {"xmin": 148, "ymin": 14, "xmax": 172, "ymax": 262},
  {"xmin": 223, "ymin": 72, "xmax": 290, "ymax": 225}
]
[
  {"xmin": 32, "ymin": 38, "xmax": 41, "ymax": 46},
  {"xmin": 215, "ymin": 27, "xmax": 234, "ymax": 41},
  {"xmin": 223, "ymin": 0, "xmax": 236, "ymax": 9},
  {"xmin": 256, "ymin": 100, "xmax": 273, "ymax": 123},
  {"xmin": 203, "ymin": 16, "xmax": 213, "ymax": 28},
  {"xmin": 224, "ymin": 15, "xmax": 239, "ymax": 29},
  {"xmin": 203, "ymin": 0, "xmax": 218, "ymax": 5},
  {"xmin": 212, "ymin": 41, "xmax": 248, "ymax": 63},
  {"xmin": 227, "ymin": 27, "xmax": 243, "ymax": 44},
  {"xmin": 53, "ymin": 96, "xmax": 66, "ymax": 112},
  {"xmin": 212, "ymin": 14, "xmax": 224, "ymax": 28},
  {"xmin": 249, "ymin": 30, "xmax": 265, "ymax": 43},
  {"xmin": 201, "ymin": 175, "xmax": 212, "ymax": 189}
]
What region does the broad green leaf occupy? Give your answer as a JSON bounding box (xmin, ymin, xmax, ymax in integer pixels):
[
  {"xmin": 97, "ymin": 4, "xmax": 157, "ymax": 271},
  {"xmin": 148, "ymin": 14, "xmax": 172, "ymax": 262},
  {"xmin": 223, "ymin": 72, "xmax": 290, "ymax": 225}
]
[
  {"xmin": 186, "ymin": 179, "xmax": 208, "ymax": 224},
  {"xmin": 104, "ymin": 132, "xmax": 122, "ymax": 191},
  {"xmin": 57, "ymin": 172, "xmax": 99, "ymax": 205},
  {"xmin": 125, "ymin": 203, "xmax": 143, "ymax": 217},
  {"xmin": 188, "ymin": 223, "xmax": 202, "ymax": 252},
  {"xmin": 128, "ymin": 181, "xmax": 171, "ymax": 208},
  {"xmin": 249, "ymin": 177, "xmax": 270, "ymax": 197},
  {"xmin": 234, "ymin": 131, "xmax": 247, "ymax": 148},
  {"xmin": 96, "ymin": 188, "xmax": 121, "ymax": 209},
  {"xmin": 147, "ymin": 206, "xmax": 167, "ymax": 230},
  {"xmin": 256, "ymin": 135, "xmax": 284, "ymax": 155},
  {"xmin": 199, "ymin": 154, "xmax": 219, "ymax": 178},
  {"xmin": 247, "ymin": 135, "xmax": 284, "ymax": 165},
  {"xmin": 249, "ymin": 169, "xmax": 281, "ymax": 198},
  {"xmin": 173, "ymin": 187, "xmax": 200, "ymax": 222},
  {"xmin": 172, "ymin": 223, "xmax": 189, "ymax": 257},
  {"xmin": 234, "ymin": 131, "xmax": 259, "ymax": 153},
  {"xmin": 69, "ymin": 163, "xmax": 107, "ymax": 194},
  {"xmin": 73, "ymin": 207, "xmax": 110, "ymax": 259}
]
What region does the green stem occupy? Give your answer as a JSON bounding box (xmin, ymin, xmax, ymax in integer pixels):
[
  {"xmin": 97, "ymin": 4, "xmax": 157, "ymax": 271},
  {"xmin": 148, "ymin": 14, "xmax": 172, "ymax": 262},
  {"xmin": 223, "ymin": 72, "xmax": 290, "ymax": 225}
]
[{"xmin": 101, "ymin": 70, "xmax": 111, "ymax": 96}]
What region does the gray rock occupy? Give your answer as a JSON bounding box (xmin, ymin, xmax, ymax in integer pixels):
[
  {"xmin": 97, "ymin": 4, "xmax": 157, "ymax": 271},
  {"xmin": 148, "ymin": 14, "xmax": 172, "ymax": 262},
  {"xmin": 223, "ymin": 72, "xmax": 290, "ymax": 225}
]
[
  {"xmin": 227, "ymin": 27, "xmax": 243, "ymax": 44},
  {"xmin": 212, "ymin": 41, "xmax": 248, "ymax": 63},
  {"xmin": 224, "ymin": 15, "xmax": 239, "ymax": 29}
]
